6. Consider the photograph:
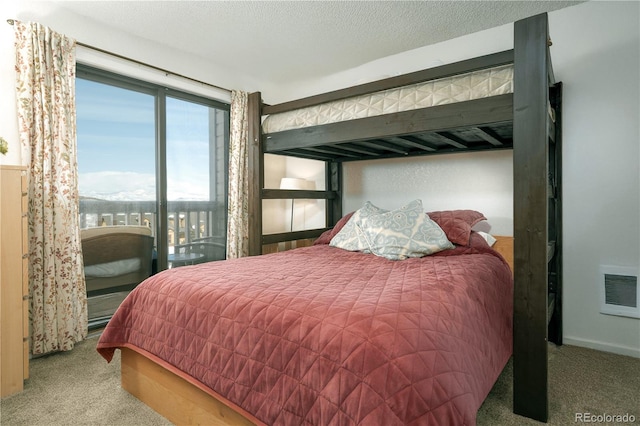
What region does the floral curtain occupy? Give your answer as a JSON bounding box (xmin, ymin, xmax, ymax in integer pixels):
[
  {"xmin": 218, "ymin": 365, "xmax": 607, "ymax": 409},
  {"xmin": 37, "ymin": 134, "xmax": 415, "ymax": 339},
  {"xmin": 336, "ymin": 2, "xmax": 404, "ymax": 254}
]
[
  {"xmin": 226, "ymin": 90, "xmax": 249, "ymax": 258},
  {"xmin": 14, "ymin": 21, "xmax": 87, "ymax": 355}
]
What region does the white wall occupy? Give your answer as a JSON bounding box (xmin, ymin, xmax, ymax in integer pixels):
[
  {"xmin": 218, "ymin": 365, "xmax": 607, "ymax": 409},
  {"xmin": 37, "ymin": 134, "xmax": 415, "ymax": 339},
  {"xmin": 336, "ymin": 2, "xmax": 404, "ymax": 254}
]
[
  {"xmin": 279, "ymin": 1, "xmax": 640, "ymax": 357},
  {"xmin": 548, "ymin": 1, "xmax": 639, "ymax": 357},
  {"xmin": 343, "ymin": 150, "xmax": 514, "ymax": 235}
]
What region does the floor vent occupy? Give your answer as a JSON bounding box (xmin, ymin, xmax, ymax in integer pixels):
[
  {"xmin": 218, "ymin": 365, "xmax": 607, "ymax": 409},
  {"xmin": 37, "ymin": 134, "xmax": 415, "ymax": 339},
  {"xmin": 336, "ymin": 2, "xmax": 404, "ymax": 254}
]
[{"xmin": 600, "ymin": 265, "xmax": 640, "ymax": 319}]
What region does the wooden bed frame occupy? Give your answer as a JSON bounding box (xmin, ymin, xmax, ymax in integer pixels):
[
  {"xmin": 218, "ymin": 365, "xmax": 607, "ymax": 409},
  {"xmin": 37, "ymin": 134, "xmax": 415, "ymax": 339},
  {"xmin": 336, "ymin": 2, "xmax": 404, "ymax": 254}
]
[
  {"xmin": 114, "ymin": 13, "xmax": 561, "ymax": 425},
  {"xmin": 249, "ymin": 13, "xmax": 561, "ymax": 423}
]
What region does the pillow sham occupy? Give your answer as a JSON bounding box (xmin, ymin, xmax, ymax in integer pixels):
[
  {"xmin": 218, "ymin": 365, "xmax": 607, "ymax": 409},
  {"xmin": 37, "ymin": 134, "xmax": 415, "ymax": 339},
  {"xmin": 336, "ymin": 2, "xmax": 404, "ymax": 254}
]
[
  {"xmin": 314, "ymin": 211, "xmax": 355, "ymax": 245},
  {"xmin": 329, "ymin": 202, "xmax": 386, "ymax": 251},
  {"xmin": 358, "ymin": 200, "xmax": 454, "ymax": 260},
  {"xmin": 426, "ymin": 209, "xmax": 487, "ymax": 246},
  {"xmin": 476, "ymin": 231, "xmax": 497, "ymax": 247}
]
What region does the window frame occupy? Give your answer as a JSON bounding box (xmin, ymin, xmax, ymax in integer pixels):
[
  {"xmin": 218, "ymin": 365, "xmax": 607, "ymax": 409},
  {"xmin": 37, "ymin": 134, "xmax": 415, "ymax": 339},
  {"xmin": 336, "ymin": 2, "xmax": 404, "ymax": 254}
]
[{"xmin": 76, "ymin": 64, "xmax": 230, "ymax": 272}]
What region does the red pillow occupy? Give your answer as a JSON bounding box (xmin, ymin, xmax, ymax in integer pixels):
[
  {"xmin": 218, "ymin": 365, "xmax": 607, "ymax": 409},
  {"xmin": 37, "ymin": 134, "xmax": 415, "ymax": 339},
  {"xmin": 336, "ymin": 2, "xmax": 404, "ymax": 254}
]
[
  {"xmin": 427, "ymin": 210, "xmax": 487, "ymax": 246},
  {"xmin": 313, "ymin": 212, "xmax": 355, "ymax": 245}
]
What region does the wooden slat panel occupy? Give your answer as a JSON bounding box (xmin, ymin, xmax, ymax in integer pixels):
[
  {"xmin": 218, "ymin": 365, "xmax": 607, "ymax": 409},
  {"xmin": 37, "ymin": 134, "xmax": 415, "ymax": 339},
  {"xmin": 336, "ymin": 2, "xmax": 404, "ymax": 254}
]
[
  {"xmin": 304, "ymin": 145, "xmax": 361, "ymax": 159},
  {"xmin": 262, "ymin": 229, "xmax": 328, "ymax": 245},
  {"xmin": 358, "ymin": 140, "xmax": 410, "ymax": 155},
  {"xmin": 475, "ymin": 126, "xmax": 505, "ymax": 146},
  {"xmin": 261, "ymin": 238, "xmax": 315, "ymax": 254},
  {"xmin": 334, "ymin": 143, "xmax": 382, "ymax": 157},
  {"xmin": 328, "ymin": 162, "xmax": 342, "ymax": 227},
  {"xmin": 284, "ymin": 148, "xmax": 337, "ymax": 161},
  {"xmin": 435, "ymin": 131, "xmax": 468, "ymax": 149},
  {"xmin": 513, "ymin": 13, "xmax": 550, "ymax": 423},
  {"xmin": 264, "ymin": 95, "xmax": 513, "ymax": 153},
  {"xmin": 336, "ymin": 143, "xmax": 512, "ymax": 163},
  {"xmin": 548, "ymin": 82, "xmax": 563, "ymax": 345},
  {"xmin": 262, "ymin": 189, "xmax": 336, "ymax": 200},
  {"xmin": 263, "ymin": 50, "xmax": 514, "ymax": 115},
  {"xmin": 547, "ymin": 293, "xmax": 556, "ymax": 325},
  {"xmin": 393, "ymin": 135, "xmax": 438, "ymax": 152}
]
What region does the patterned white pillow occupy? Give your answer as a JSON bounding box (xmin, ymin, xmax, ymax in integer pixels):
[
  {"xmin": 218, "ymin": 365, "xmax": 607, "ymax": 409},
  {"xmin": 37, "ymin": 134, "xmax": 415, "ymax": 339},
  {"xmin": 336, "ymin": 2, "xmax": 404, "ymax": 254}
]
[
  {"xmin": 358, "ymin": 199, "xmax": 454, "ymax": 260},
  {"xmin": 329, "ymin": 201, "xmax": 387, "ymax": 251}
]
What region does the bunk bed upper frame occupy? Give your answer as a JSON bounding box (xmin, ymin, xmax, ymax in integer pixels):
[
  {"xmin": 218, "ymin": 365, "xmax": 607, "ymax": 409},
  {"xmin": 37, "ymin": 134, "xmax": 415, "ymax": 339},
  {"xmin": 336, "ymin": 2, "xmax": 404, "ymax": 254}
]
[{"xmin": 246, "ymin": 13, "xmax": 562, "ymax": 423}]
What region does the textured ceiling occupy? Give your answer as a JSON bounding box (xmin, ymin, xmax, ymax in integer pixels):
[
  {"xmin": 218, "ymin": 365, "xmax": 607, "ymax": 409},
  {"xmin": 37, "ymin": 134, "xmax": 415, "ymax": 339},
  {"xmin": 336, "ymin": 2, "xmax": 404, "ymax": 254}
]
[{"xmin": 13, "ymin": 1, "xmax": 583, "ymax": 88}]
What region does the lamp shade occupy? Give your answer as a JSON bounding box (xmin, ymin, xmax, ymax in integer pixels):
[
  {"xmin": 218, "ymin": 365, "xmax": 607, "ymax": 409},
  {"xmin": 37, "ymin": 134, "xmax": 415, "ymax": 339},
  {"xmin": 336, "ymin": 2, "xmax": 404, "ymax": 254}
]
[{"xmin": 280, "ymin": 177, "xmax": 309, "ymax": 190}]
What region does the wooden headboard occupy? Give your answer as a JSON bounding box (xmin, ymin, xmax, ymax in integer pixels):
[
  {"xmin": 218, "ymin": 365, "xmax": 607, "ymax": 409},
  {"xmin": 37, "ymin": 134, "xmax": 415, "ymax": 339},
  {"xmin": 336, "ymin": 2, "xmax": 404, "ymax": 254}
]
[{"xmin": 493, "ymin": 235, "xmax": 514, "ymax": 272}]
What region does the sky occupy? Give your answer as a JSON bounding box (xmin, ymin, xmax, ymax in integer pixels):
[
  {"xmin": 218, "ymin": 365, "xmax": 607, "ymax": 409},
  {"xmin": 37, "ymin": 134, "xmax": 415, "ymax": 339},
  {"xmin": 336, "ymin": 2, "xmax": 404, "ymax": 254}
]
[{"xmin": 76, "ymin": 78, "xmax": 216, "ymax": 201}]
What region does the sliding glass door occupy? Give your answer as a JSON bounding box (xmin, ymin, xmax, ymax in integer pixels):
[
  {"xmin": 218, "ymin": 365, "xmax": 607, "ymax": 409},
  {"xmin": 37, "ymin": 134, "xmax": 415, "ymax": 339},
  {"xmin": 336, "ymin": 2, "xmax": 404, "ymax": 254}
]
[
  {"xmin": 76, "ymin": 78, "xmax": 157, "ymax": 230},
  {"xmin": 76, "ymin": 65, "xmax": 229, "ymax": 327},
  {"xmin": 165, "ymin": 96, "xmax": 228, "ymax": 268}
]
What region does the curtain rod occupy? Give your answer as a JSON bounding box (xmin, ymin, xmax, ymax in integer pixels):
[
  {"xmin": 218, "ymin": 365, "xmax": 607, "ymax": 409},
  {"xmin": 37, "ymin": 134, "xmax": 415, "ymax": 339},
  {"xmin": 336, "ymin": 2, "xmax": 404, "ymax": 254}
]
[{"xmin": 6, "ymin": 19, "xmax": 231, "ymax": 94}]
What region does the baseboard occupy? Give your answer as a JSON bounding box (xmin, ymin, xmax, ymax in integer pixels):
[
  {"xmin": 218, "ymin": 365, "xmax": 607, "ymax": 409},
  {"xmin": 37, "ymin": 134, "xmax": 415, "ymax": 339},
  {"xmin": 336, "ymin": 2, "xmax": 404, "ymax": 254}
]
[{"xmin": 563, "ymin": 336, "xmax": 640, "ymax": 358}]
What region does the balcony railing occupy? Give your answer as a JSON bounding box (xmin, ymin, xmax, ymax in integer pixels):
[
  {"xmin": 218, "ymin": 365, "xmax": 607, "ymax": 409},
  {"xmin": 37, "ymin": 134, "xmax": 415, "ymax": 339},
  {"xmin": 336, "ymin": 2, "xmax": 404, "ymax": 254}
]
[{"xmin": 79, "ymin": 199, "xmax": 227, "ymax": 252}]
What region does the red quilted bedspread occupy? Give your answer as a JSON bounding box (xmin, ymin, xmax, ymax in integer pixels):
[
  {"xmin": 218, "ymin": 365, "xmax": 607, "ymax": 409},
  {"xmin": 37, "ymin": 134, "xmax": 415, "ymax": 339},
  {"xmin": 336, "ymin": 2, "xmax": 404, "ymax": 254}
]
[{"xmin": 97, "ymin": 235, "xmax": 512, "ymax": 425}]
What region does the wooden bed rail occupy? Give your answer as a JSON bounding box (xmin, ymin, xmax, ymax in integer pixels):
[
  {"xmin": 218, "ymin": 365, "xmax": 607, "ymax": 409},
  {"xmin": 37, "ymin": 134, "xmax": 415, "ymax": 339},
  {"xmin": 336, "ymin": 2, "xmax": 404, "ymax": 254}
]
[{"xmin": 121, "ymin": 348, "xmax": 258, "ymax": 425}]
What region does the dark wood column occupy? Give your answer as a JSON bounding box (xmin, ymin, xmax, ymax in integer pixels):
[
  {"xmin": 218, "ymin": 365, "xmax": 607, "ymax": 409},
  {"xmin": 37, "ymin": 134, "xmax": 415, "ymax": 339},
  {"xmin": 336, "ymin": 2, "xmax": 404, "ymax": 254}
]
[
  {"xmin": 513, "ymin": 13, "xmax": 552, "ymax": 422},
  {"xmin": 247, "ymin": 92, "xmax": 263, "ymax": 256}
]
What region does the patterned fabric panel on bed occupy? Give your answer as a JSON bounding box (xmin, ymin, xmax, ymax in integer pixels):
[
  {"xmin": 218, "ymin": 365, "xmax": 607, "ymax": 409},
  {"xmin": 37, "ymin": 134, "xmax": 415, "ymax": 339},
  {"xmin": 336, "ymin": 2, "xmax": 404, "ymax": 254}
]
[
  {"xmin": 97, "ymin": 237, "xmax": 512, "ymax": 426},
  {"xmin": 262, "ymin": 65, "xmax": 513, "ymax": 134}
]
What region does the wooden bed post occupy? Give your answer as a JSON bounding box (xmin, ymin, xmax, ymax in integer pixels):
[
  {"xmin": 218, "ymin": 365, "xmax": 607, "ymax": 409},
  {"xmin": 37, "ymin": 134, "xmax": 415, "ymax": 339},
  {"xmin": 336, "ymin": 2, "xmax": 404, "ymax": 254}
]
[
  {"xmin": 326, "ymin": 161, "xmax": 343, "ymax": 226},
  {"xmin": 548, "ymin": 82, "xmax": 563, "ymax": 345},
  {"xmin": 513, "ymin": 13, "xmax": 552, "ymax": 422},
  {"xmin": 247, "ymin": 92, "xmax": 263, "ymax": 256}
]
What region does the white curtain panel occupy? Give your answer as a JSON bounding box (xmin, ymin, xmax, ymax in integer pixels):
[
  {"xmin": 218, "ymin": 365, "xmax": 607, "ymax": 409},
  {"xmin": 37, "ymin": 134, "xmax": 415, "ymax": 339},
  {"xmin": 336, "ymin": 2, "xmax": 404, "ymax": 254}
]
[
  {"xmin": 14, "ymin": 20, "xmax": 88, "ymax": 355},
  {"xmin": 226, "ymin": 90, "xmax": 250, "ymax": 258}
]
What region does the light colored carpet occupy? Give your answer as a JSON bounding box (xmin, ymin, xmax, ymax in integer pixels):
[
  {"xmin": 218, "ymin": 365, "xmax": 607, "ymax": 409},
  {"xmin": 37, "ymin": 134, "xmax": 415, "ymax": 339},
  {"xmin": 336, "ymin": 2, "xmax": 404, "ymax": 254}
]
[
  {"xmin": 0, "ymin": 336, "xmax": 170, "ymax": 426},
  {"xmin": 477, "ymin": 344, "xmax": 639, "ymax": 425},
  {"xmin": 1, "ymin": 337, "xmax": 638, "ymax": 425}
]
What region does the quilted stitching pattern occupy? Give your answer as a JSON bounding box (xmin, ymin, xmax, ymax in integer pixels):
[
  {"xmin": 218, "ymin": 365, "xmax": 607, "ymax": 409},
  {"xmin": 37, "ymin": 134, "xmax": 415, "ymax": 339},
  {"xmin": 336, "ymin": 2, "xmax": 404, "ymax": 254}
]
[
  {"xmin": 263, "ymin": 65, "xmax": 513, "ymax": 133},
  {"xmin": 98, "ymin": 244, "xmax": 512, "ymax": 426}
]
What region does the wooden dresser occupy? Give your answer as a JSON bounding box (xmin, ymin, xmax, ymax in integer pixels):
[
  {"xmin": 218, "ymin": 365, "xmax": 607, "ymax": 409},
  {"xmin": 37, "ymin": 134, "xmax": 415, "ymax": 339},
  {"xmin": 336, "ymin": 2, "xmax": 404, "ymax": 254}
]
[{"xmin": 1, "ymin": 165, "xmax": 29, "ymax": 397}]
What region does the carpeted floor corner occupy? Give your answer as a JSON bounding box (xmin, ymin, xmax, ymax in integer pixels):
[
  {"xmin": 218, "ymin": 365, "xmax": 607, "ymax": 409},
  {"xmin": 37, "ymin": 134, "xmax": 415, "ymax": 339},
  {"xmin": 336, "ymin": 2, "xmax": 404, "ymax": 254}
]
[{"xmin": 477, "ymin": 344, "xmax": 640, "ymax": 425}]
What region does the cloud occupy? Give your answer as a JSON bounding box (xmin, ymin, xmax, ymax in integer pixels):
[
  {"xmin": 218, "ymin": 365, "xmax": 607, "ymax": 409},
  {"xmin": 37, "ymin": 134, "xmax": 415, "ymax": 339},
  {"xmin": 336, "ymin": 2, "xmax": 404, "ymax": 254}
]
[
  {"xmin": 80, "ymin": 171, "xmax": 156, "ymax": 201},
  {"xmin": 79, "ymin": 171, "xmax": 211, "ymax": 202}
]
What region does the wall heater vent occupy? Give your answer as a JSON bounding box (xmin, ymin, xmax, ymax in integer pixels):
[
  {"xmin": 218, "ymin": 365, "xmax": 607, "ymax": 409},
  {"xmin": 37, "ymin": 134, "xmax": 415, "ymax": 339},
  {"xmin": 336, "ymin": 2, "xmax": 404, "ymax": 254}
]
[{"xmin": 600, "ymin": 265, "xmax": 640, "ymax": 319}]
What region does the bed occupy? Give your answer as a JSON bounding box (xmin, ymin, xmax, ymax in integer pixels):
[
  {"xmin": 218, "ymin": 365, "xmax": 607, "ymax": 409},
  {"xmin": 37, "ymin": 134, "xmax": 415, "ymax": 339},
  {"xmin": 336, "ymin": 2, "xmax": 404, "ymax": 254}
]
[
  {"xmin": 250, "ymin": 13, "xmax": 562, "ymax": 422},
  {"xmin": 98, "ymin": 225, "xmax": 513, "ymax": 425},
  {"xmin": 97, "ymin": 12, "xmax": 561, "ymax": 425}
]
